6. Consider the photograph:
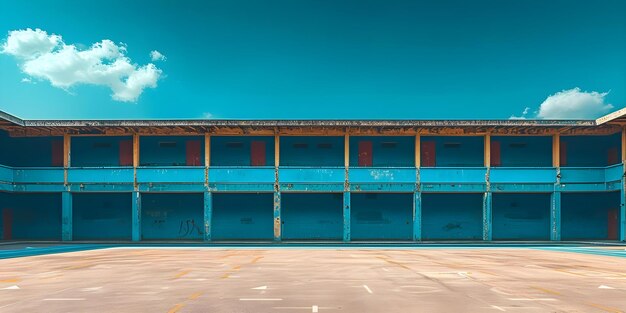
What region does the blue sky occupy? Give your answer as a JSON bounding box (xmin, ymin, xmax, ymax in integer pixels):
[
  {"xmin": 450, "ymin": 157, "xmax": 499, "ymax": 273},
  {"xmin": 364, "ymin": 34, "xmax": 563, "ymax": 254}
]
[{"xmin": 0, "ymin": 0, "xmax": 624, "ymax": 120}]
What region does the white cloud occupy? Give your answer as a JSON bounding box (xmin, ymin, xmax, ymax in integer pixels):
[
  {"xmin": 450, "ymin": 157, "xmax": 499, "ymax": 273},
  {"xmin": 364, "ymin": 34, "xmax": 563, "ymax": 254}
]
[
  {"xmin": 537, "ymin": 88, "xmax": 613, "ymax": 119},
  {"xmin": 509, "ymin": 107, "xmax": 530, "ymax": 120},
  {"xmin": 510, "ymin": 88, "xmax": 614, "ymax": 120},
  {"xmin": 20, "ymin": 77, "xmax": 32, "ymax": 83},
  {"xmin": 150, "ymin": 50, "xmax": 166, "ymax": 62},
  {"xmin": 1, "ymin": 28, "xmax": 163, "ymax": 102}
]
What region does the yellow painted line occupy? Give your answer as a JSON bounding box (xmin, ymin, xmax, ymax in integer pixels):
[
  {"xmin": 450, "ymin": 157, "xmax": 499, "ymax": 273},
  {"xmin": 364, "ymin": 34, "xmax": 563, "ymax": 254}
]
[
  {"xmin": 167, "ymin": 303, "xmax": 186, "ymax": 313},
  {"xmin": 530, "ymin": 286, "xmax": 561, "ymax": 296},
  {"xmin": 0, "ymin": 278, "xmax": 20, "ymax": 283},
  {"xmin": 376, "ymin": 256, "xmax": 410, "ymax": 270},
  {"xmin": 553, "ymin": 268, "xmax": 585, "ymax": 277},
  {"xmin": 220, "ymin": 273, "xmax": 230, "ymax": 279},
  {"xmin": 173, "ymin": 270, "xmax": 190, "ymax": 279},
  {"xmin": 64, "ymin": 263, "xmax": 93, "ymax": 270},
  {"xmin": 585, "ymin": 302, "xmax": 624, "ymax": 313},
  {"xmin": 251, "ymin": 256, "xmax": 263, "ymax": 264},
  {"xmin": 188, "ymin": 292, "xmax": 202, "ymax": 300}
]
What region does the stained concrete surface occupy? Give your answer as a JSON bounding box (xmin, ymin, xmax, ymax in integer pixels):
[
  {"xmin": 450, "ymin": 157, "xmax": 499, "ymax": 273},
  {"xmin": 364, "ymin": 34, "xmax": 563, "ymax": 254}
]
[{"xmin": 0, "ymin": 247, "xmax": 625, "ymax": 312}]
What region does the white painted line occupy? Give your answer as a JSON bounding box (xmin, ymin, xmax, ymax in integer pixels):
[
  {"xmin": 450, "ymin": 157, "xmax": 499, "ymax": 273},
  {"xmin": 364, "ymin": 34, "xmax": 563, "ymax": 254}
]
[
  {"xmin": 312, "ymin": 305, "xmax": 319, "ymax": 312},
  {"xmin": 508, "ymin": 298, "xmax": 556, "ymax": 301},
  {"xmin": 43, "ymin": 298, "xmax": 86, "ymax": 301},
  {"xmin": 489, "ymin": 287, "xmax": 512, "ymax": 296},
  {"xmin": 457, "ymin": 272, "xmax": 471, "ymax": 279},
  {"xmin": 382, "ymin": 268, "xmax": 390, "ymax": 272},
  {"xmin": 490, "ymin": 305, "xmax": 506, "ymax": 311},
  {"xmin": 1, "ymin": 285, "xmax": 19, "ymax": 290},
  {"xmin": 363, "ymin": 285, "xmax": 373, "ymax": 294},
  {"xmin": 240, "ymin": 298, "xmax": 283, "ymax": 301},
  {"xmin": 81, "ymin": 287, "xmax": 102, "ymax": 292},
  {"xmin": 598, "ymin": 285, "xmax": 615, "ymax": 289},
  {"xmin": 252, "ymin": 285, "xmax": 268, "ymax": 290}
]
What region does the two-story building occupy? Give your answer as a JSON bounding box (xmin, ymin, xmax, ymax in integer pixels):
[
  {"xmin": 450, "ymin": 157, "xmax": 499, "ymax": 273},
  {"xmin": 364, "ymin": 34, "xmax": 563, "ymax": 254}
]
[{"xmin": 0, "ymin": 109, "xmax": 625, "ymax": 242}]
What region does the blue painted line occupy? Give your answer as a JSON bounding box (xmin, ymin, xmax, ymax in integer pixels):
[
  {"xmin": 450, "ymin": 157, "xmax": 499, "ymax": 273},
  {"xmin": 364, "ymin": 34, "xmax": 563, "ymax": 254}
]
[
  {"xmin": 0, "ymin": 244, "xmax": 112, "ymax": 259},
  {"xmin": 537, "ymin": 247, "xmax": 626, "ymax": 258}
]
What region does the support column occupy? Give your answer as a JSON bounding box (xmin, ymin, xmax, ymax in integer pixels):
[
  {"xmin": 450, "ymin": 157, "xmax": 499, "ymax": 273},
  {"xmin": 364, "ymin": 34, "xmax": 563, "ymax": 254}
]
[
  {"xmin": 132, "ymin": 191, "xmax": 141, "ymax": 241},
  {"xmin": 61, "ymin": 191, "xmax": 72, "ymax": 241},
  {"xmin": 343, "ymin": 191, "xmax": 351, "ymax": 242},
  {"xmin": 205, "ymin": 133, "xmax": 210, "ymax": 187},
  {"xmin": 203, "ymin": 191, "xmax": 212, "ymax": 241},
  {"xmin": 273, "ymin": 134, "xmax": 281, "ymax": 241},
  {"xmin": 550, "ymin": 191, "xmax": 561, "ymax": 241},
  {"xmin": 482, "ymin": 192, "xmax": 492, "ymax": 241},
  {"xmin": 343, "ymin": 134, "xmax": 350, "ymax": 242},
  {"xmin": 413, "ymin": 191, "xmax": 422, "ymax": 241},
  {"xmin": 621, "ymin": 127, "xmax": 626, "ymax": 241},
  {"xmin": 63, "ymin": 134, "xmax": 71, "ymax": 186}
]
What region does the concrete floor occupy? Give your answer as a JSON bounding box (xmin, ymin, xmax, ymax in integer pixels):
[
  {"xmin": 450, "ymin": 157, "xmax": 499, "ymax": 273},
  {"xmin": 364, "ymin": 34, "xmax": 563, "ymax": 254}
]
[{"xmin": 0, "ymin": 247, "xmax": 625, "ymax": 312}]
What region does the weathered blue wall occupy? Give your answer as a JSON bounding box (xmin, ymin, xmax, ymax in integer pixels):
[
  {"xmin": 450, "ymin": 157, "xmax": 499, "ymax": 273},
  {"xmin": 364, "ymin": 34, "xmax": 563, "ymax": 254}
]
[
  {"xmin": 72, "ymin": 136, "xmax": 132, "ymax": 167},
  {"xmin": 492, "ymin": 136, "xmax": 552, "ymax": 167},
  {"xmin": 282, "ymin": 193, "xmax": 343, "ymax": 240},
  {"xmin": 141, "ymin": 193, "xmax": 204, "ymax": 240},
  {"xmin": 351, "ymin": 193, "xmax": 413, "ymax": 240},
  {"xmin": 492, "ymin": 193, "xmax": 550, "ymax": 240},
  {"xmin": 422, "ymin": 193, "xmax": 483, "ymax": 240},
  {"xmin": 140, "ymin": 136, "xmax": 204, "ymax": 166},
  {"xmin": 562, "ymin": 134, "xmax": 621, "ymax": 167},
  {"xmin": 349, "ymin": 136, "xmax": 414, "ymax": 167},
  {"xmin": 281, "ymin": 137, "xmax": 344, "ymax": 166},
  {"xmin": 422, "ymin": 136, "xmax": 484, "ymax": 167},
  {"xmin": 561, "ymin": 191, "xmax": 620, "ymax": 240},
  {"xmin": 212, "ymin": 193, "xmax": 274, "ymax": 240},
  {"xmin": 211, "ymin": 136, "xmax": 275, "ymax": 166},
  {"xmin": 73, "ymin": 193, "xmax": 132, "ymax": 240},
  {"xmin": 0, "ymin": 132, "xmax": 60, "ymax": 167},
  {"xmin": 0, "ymin": 193, "xmax": 61, "ymax": 240}
]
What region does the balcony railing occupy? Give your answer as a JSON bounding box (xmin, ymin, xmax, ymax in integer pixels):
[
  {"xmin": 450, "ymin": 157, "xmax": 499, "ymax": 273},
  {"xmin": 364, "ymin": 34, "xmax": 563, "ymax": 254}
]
[
  {"xmin": 68, "ymin": 167, "xmax": 134, "ymax": 184},
  {"xmin": 420, "ymin": 167, "xmax": 487, "ymax": 184},
  {"xmin": 349, "ymin": 167, "xmax": 416, "ymax": 183},
  {"xmin": 490, "ymin": 167, "xmax": 556, "ymax": 184},
  {"xmin": 279, "ymin": 167, "xmax": 345, "ymax": 184},
  {"xmin": 210, "ymin": 166, "xmax": 275, "ymax": 183}
]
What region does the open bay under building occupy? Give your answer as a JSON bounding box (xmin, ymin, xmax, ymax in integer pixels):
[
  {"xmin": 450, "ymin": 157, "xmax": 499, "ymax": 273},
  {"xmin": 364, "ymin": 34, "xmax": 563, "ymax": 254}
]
[{"xmin": 1, "ymin": 109, "xmax": 625, "ymax": 242}]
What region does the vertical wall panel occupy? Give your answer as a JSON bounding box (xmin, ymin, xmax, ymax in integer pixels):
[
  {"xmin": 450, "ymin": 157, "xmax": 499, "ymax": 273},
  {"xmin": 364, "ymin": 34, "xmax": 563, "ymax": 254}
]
[
  {"xmin": 186, "ymin": 140, "xmax": 201, "ymax": 166},
  {"xmin": 141, "ymin": 193, "xmax": 204, "ymax": 240},
  {"xmin": 73, "ymin": 193, "xmax": 132, "ymax": 240},
  {"xmin": 422, "ymin": 193, "xmax": 483, "ymax": 240},
  {"xmin": 212, "ymin": 193, "xmax": 273, "ymax": 240},
  {"xmin": 51, "ymin": 140, "xmax": 63, "ymax": 167},
  {"xmin": 421, "ymin": 141, "xmax": 436, "ymax": 167},
  {"xmin": 490, "ymin": 141, "xmax": 501, "ymax": 167},
  {"xmin": 492, "ymin": 193, "xmax": 550, "ymax": 240},
  {"xmin": 562, "ymin": 192, "xmax": 620, "ymax": 240},
  {"xmin": 119, "ymin": 140, "xmax": 133, "ymax": 166},
  {"xmin": 251, "ymin": 141, "xmax": 267, "ymax": 166},
  {"xmin": 357, "ymin": 141, "xmax": 373, "ymax": 167},
  {"xmin": 351, "ymin": 193, "xmax": 413, "ymax": 240},
  {"xmin": 2, "ymin": 208, "xmax": 12, "ymax": 240},
  {"xmin": 281, "ymin": 193, "xmax": 343, "ymax": 240}
]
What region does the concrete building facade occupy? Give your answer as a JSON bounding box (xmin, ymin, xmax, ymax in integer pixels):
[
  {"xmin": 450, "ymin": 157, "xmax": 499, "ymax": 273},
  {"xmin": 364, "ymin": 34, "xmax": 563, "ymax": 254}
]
[{"xmin": 0, "ymin": 109, "xmax": 625, "ymax": 242}]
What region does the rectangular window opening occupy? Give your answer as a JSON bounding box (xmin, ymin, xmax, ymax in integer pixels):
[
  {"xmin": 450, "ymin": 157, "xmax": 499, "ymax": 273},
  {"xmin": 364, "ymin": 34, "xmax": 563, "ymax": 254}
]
[
  {"xmin": 226, "ymin": 142, "xmax": 243, "ymax": 148},
  {"xmin": 293, "ymin": 143, "xmax": 309, "ymax": 149},
  {"xmin": 381, "ymin": 142, "xmax": 398, "ymax": 148},
  {"xmin": 443, "ymin": 142, "xmax": 461, "ymax": 148},
  {"xmin": 509, "ymin": 143, "xmax": 527, "ymax": 148},
  {"xmin": 93, "ymin": 142, "xmax": 112, "ymax": 148},
  {"xmin": 159, "ymin": 142, "xmax": 177, "ymax": 148},
  {"xmin": 317, "ymin": 143, "xmax": 333, "ymax": 149}
]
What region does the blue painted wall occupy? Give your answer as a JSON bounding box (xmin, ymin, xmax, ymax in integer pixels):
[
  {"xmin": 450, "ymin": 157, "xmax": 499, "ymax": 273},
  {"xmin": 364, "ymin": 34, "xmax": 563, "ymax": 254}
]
[
  {"xmin": 281, "ymin": 136, "xmax": 344, "ymax": 166},
  {"xmin": 211, "ymin": 136, "xmax": 275, "ymax": 166},
  {"xmin": 282, "ymin": 193, "xmax": 343, "ymax": 240},
  {"xmin": 492, "ymin": 193, "xmax": 550, "ymax": 240},
  {"xmin": 71, "ymin": 136, "xmax": 132, "ymax": 167},
  {"xmin": 0, "ymin": 132, "xmax": 60, "ymax": 167},
  {"xmin": 351, "ymin": 193, "xmax": 413, "ymax": 240},
  {"xmin": 0, "ymin": 193, "xmax": 61, "ymax": 240},
  {"xmin": 141, "ymin": 193, "xmax": 204, "ymax": 240},
  {"xmin": 561, "ymin": 191, "xmax": 620, "ymax": 240},
  {"xmin": 561, "ymin": 134, "xmax": 621, "ymax": 167},
  {"xmin": 72, "ymin": 193, "xmax": 132, "ymax": 240},
  {"xmin": 349, "ymin": 136, "xmax": 414, "ymax": 167},
  {"xmin": 422, "ymin": 193, "xmax": 483, "ymax": 240},
  {"xmin": 212, "ymin": 193, "xmax": 274, "ymax": 240},
  {"xmin": 422, "ymin": 136, "xmax": 484, "ymax": 167},
  {"xmin": 492, "ymin": 136, "xmax": 552, "ymax": 167},
  {"xmin": 140, "ymin": 136, "xmax": 204, "ymax": 166}
]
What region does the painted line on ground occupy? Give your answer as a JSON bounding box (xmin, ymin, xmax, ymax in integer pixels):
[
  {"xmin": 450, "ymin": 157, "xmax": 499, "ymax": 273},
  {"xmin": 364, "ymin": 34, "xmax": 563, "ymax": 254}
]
[
  {"xmin": 240, "ymin": 298, "xmax": 283, "ymax": 301},
  {"xmin": 43, "ymin": 298, "xmax": 86, "ymax": 301},
  {"xmin": 363, "ymin": 285, "xmax": 373, "ymax": 294}
]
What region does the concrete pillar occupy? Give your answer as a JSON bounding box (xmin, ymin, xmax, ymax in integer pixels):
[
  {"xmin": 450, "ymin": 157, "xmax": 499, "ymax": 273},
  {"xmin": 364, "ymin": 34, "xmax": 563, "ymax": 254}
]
[
  {"xmin": 273, "ymin": 191, "xmax": 281, "ymax": 241},
  {"xmin": 621, "ymin": 178, "xmax": 625, "ymax": 242},
  {"xmin": 203, "ymin": 191, "xmax": 212, "ymax": 241},
  {"xmin": 132, "ymin": 191, "xmax": 141, "ymax": 241},
  {"xmin": 413, "ymin": 191, "xmax": 422, "ymax": 241},
  {"xmin": 550, "ymin": 191, "xmax": 561, "ymax": 241},
  {"xmin": 482, "ymin": 192, "xmax": 492, "ymax": 241},
  {"xmin": 61, "ymin": 191, "xmax": 72, "ymax": 241},
  {"xmin": 343, "ymin": 191, "xmax": 351, "ymax": 242}
]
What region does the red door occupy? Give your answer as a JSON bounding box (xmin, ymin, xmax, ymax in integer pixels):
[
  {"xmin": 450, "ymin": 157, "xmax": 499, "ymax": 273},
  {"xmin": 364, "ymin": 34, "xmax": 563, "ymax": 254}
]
[
  {"xmin": 559, "ymin": 141, "xmax": 567, "ymax": 166},
  {"xmin": 251, "ymin": 141, "xmax": 266, "ymax": 166},
  {"xmin": 51, "ymin": 140, "xmax": 63, "ymax": 167},
  {"xmin": 608, "ymin": 208, "xmax": 618, "ymax": 240},
  {"xmin": 607, "ymin": 147, "xmax": 619, "ymax": 165},
  {"xmin": 186, "ymin": 140, "xmax": 201, "ymax": 166},
  {"xmin": 421, "ymin": 141, "xmax": 436, "ymax": 167},
  {"xmin": 2, "ymin": 208, "xmax": 12, "ymax": 240},
  {"xmin": 490, "ymin": 140, "xmax": 501, "ymax": 167},
  {"xmin": 119, "ymin": 140, "xmax": 133, "ymax": 166},
  {"xmin": 358, "ymin": 141, "xmax": 373, "ymax": 167}
]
